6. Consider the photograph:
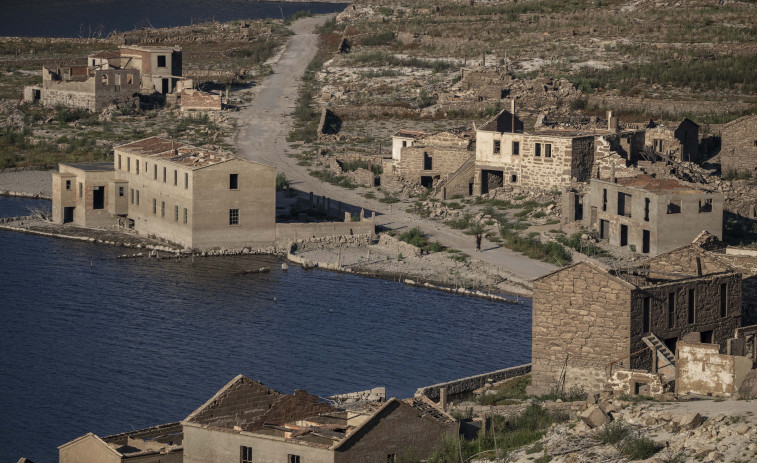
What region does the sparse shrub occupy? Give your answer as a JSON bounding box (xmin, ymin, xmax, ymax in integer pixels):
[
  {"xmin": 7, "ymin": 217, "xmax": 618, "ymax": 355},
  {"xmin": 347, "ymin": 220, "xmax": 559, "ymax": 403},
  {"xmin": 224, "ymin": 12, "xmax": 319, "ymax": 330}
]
[
  {"xmin": 275, "ymin": 173, "xmax": 289, "ymax": 191},
  {"xmin": 597, "ymin": 420, "xmax": 630, "ymax": 445},
  {"xmin": 618, "ymin": 435, "xmax": 659, "ymax": 460}
]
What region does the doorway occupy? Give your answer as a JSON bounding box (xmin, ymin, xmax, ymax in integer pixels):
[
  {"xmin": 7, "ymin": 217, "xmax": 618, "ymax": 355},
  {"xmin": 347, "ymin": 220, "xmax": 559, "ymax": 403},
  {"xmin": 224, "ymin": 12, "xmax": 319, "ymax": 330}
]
[
  {"xmin": 161, "ymin": 78, "xmax": 169, "ymax": 94},
  {"xmin": 63, "ymin": 207, "xmax": 74, "ymax": 223},
  {"xmin": 642, "ymin": 230, "xmax": 650, "ymax": 254},
  {"xmin": 620, "ymin": 224, "xmax": 628, "ymax": 246}
]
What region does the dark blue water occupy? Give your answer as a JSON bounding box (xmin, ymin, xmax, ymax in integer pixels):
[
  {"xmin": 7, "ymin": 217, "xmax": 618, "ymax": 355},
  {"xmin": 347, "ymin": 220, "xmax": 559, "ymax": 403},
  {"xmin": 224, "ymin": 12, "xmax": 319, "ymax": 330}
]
[
  {"xmin": 0, "ymin": 0, "xmax": 347, "ymax": 38},
  {"xmin": 0, "ymin": 197, "xmax": 532, "ymax": 463}
]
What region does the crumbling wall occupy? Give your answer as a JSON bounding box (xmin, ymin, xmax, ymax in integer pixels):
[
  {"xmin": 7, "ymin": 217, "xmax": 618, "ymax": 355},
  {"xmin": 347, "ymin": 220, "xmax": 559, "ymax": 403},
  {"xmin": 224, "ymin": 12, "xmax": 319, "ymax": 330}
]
[
  {"xmin": 605, "ymin": 369, "xmax": 664, "ymax": 398},
  {"xmin": 720, "ymin": 115, "xmax": 757, "ymax": 174},
  {"xmin": 676, "ymin": 342, "xmax": 753, "ymax": 397},
  {"xmin": 275, "ymin": 219, "xmax": 375, "ymax": 247},
  {"xmin": 181, "ymin": 89, "xmax": 221, "ymax": 111},
  {"xmin": 570, "ymin": 136, "xmax": 595, "ymax": 182}
]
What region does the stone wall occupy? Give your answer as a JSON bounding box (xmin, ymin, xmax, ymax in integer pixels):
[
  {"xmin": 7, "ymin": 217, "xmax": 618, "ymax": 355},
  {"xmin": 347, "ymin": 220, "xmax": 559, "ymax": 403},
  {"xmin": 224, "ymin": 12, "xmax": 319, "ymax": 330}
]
[
  {"xmin": 605, "ymin": 369, "xmax": 664, "ymax": 398},
  {"xmin": 676, "ymin": 342, "xmax": 753, "ymax": 397},
  {"xmin": 529, "ymin": 262, "xmax": 633, "ymax": 396},
  {"xmin": 720, "ymin": 115, "xmax": 757, "ymax": 174},
  {"xmin": 275, "ymin": 219, "xmax": 375, "ymax": 248},
  {"xmin": 181, "ymin": 89, "xmax": 221, "ymax": 111},
  {"xmin": 415, "ymin": 364, "xmax": 532, "ymax": 400}
]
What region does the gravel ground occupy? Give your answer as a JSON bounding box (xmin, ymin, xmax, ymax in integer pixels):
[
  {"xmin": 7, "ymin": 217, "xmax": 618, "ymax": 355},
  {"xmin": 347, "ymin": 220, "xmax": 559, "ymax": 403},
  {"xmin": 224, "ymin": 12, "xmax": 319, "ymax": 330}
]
[
  {"xmin": 0, "ymin": 170, "xmax": 53, "ymax": 197},
  {"xmin": 296, "ymin": 243, "xmax": 532, "ymax": 297}
]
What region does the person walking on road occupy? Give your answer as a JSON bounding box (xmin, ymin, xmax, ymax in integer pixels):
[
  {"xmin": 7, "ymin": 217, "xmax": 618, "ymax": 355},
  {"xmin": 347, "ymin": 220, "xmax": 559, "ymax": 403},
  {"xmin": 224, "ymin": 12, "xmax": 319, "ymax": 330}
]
[{"xmin": 475, "ymin": 232, "xmax": 482, "ymax": 252}]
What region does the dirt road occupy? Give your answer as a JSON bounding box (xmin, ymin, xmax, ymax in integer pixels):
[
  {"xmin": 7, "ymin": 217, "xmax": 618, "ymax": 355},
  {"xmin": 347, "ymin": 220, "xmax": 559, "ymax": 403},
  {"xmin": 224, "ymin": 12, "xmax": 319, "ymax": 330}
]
[{"xmin": 233, "ymin": 16, "xmax": 557, "ymax": 281}]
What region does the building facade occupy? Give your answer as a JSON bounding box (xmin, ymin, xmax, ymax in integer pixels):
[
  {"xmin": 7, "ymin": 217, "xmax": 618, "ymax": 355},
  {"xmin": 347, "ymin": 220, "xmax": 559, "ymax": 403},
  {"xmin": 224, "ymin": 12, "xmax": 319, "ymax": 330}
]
[
  {"xmin": 394, "ymin": 129, "xmax": 474, "ymax": 189},
  {"xmin": 51, "ymin": 137, "xmax": 276, "ymax": 250},
  {"xmin": 528, "ymin": 246, "xmax": 742, "ymax": 395},
  {"xmin": 583, "ymin": 175, "xmax": 723, "ymax": 256},
  {"xmin": 644, "ymin": 118, "xmax": 700, "ymax": 163}
]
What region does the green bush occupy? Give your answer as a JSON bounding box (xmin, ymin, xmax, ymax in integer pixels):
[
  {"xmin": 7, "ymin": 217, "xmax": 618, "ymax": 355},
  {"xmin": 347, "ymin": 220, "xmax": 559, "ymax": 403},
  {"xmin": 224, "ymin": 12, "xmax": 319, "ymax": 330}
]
[
  {"xmin": 618, "ymin": 435, "xmax": 659, "ymax": 460},
  {"xmin": 597, "ymin": 420, "xmax": 630, "ymax": 445},
  {"xmin": 275, "ymin": 173, "xmax": 289, "ymax": 191},
  {"xmin": 500, "ymin": 229, "xmax": 571, "ymax": 266}
]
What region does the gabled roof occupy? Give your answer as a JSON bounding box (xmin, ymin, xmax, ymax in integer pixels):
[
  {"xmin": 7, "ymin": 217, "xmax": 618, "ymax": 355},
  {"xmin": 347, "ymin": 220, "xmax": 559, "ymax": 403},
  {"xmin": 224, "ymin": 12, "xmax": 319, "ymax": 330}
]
[
  {"xmin": 479, "ymin": 109, "xmax": 524, "ymax": 133},
  {"xmin": 532, "ymin": 260, "xmax": 635, "ymax": 289},
  {"xmin": 58, "ymin": 432, "xmax": 123, "ymax": 457}
]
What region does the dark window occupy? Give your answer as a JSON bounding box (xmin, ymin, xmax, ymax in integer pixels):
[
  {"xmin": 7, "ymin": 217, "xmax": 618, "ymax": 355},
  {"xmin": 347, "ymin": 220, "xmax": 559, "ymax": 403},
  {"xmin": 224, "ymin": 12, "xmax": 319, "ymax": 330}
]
[
  {"xmin": 620, "ymin": 224, "xmax": 628, "ymax": 246},
  {"xmin": 174, "ymin": 170, "xmax": 177, "ymax": 186},
  {"xmin": 127, "ymin": 157, "xmax": 130, "ymax": 172},
  {"xmin": 119, "ymin": 186, "xmax": 124, "ymax": 197},
  {"xmin": 230, "ymin": 209, "xmax": 239, "ymax": 225},
  {"xmin": 230, "ymin": 173, "xmax": 239, "ymax": 190},
  {"xmin": 93, "ymin": 186, "xmax": 104, "ymax": 210},
  {"xmin": 157, "ymin": 55, "xmax": 167, "ymax": 68},
  {"xmin": 154, "ymin": 164, "xmax": 158, "ymax": 180},
  {"xmin": 535, "ymin": 143, "xmax": 541, "ymax": 157},
  {"xmin": 161, "ymin": 201, "xmax": 165, "ymax": 217},
  {"xmin": 688, "ymin": 289, "xmax": 695, "ymax": 324},
  {"xmin": 241, "ymin": 446, "xmax": 253, "ymax": 463},
  {"xmin": 288, "ymin": 455, "xmax": 301, "ymax": 463},
  {"xmin": 599, "ymin": 219, "xmax": 609, "ymax": 240},
  {"xmin": 402, "ymin": 140, "xmax": 407, "ymax": 147},
  {"xmin": 136, "ymin": 190, "xmax": 139, "ymax": 206},
  {"xmin": 423, "ymin": 152, "xmax": 432, "ymax": 170},
  {"xmin": 66, "ymin": 180, "xmax": 71, "ymax": 190},
  {"xmin": 387, "ymin": 455, "xmax": 397, "ymax": 463},
  {"xmin": 667, "ymin": 200, "xmax": 681, "ymax": 214},
  {"xmin": 493, "ymin": 140, "xmax": 501, "ymax": 154},
  {"xmin": 153, "ymin": 199, "xmax": 157, "ymax": 215},
  {"xmin": 420, "ymin": 176, "xmax": 433, "ymax": 188},
  {"xmin": 668, "ymin": 293, "xmax": 675, "ymax": 328},
  {"xmin": 118, "ymin": 155, "xmax": 122, "ymax": 170},
  {"xmin": 644, "ymin": 198, "xmax": 650, "ymax": 221},
  {"xmin": 544, "ymin": 143, "xmax": 552, "ymax": 158},
  {"xmin": 511, "ymin": 174, "xmax": 517, "ymax": 183},
  {"xmin": 642, "ymin": 229, "xmax": 650, "ymax": 254},
  {"xmin": 185, "ymin": 172, "xmax": 189, "ymax": 189},
  {"xmin": 183, "ymin": 208, "xmax": 188, "ymax": 224},
  {"xmin": 130, "ymin": 188, "xmax": 134, "ymax": 204},
  {"xmin": 699, "ymin": 198, "xmax": 712, "ymax": 213},
  {"xmin": 136, "ymin": 160, "xmax": 140, "ymax": 174},
  {"xmin": 175, "ymin": 205, "xmax": 179, "ymax": 221},
  {"xmin": 618, "ymin": 192, "xmax": 632, "ymax": 217},
  {"xmin": 512, "ymin": 141, "xmax": 520, "ymax": 155},
  {"xmin": 163, "ymin": 167, "xmax": 167, "ymax": 183},
  {"xmin": 720, "ymin": 283, "xmax": 728, "ymax": 317},
  {"xmin": 643, "ymin": 297, "xmax": 651, "ymax": 334},
  {"xmin": 79, "ymin": 182, "xmax": 83, "ymax": 198},
  {"xmin": 602, "ymin": 188, "xmax": 607, "ymax": 211}
]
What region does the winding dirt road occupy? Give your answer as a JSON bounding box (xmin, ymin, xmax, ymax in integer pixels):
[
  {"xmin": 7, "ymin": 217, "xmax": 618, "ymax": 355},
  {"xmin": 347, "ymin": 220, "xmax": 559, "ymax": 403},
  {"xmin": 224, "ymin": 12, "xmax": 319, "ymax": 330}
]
[{"xmin": 233, "ymin": 16, "xmax": 556, "ymax": 281}]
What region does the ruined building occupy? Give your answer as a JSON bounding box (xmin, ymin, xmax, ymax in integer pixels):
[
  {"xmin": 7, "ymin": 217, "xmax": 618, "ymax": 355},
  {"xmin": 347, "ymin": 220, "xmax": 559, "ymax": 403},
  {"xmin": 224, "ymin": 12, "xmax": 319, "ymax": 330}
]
[
  {"xmin": 59, "ymin": 423, "xmax": 183, "ymax": 463},
  {"xmin": 581, "ymin": 174, "xmax": 722, "ymax": 256},
  {"xmin": 390, "ymin": 128, "xmax": 475, "ymax": 193},
  {"xmin": 528, "ymin": 245, "xmax": 744, "ymax": 396},
  {"xmin": 474, "ymin": 106, "xmax": 598, "ymax": 192},
  {"xmin": 51, "ymin": 137, "xmax": 276, "ymax": 250},
  {"xmin": 182, "ymin": 375, "xmax": 457, "ymax": 463},
  {"xmin": 24, "ymin": 46, "xmax": 182, "ymax": 111},
  {"xmin": 720, "ymin": 114, "xmax": 757, "ymax": 175},
  {"xmin": 643, "ymin": 118, "xmax": 700, "ymax": 163}
]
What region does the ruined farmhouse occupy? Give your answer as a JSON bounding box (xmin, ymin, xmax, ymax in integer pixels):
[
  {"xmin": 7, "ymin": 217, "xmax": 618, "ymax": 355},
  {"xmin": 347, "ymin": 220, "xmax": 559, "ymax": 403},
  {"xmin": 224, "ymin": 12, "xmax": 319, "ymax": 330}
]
[
  {"xmin": 720, "ymin": 114, "xmax": 757, "ymax": 175},
  {"xmin": 582, "ymin": 174, "xmax": 723, "ymax": 256},
  {"xmin": 643, "ymin": 118, "xmax": 700, "ymax": 163},
  {"xmin": 390, "ymin": 128, "xmax": 475, "ymax": 191},
  {"xmin": 59, "ymin": 375, "xmax": 457, "ymax": 463},
  {"xmin": 24, "ymin": 46, "xmax": 182, "ymax": 112},
  {"xmin": 528, "ymin": 245, "xmax": 747, "ymax": 397}
]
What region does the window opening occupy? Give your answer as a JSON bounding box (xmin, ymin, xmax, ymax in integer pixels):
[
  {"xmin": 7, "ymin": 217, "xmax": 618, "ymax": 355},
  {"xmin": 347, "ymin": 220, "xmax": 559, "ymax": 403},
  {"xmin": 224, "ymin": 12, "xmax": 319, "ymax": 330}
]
[
  {"xmin": 544, "ymin": 143, "xmax": 552, "ymax": 158},
  {"xmin": 667, "ymin": 200, "xmax": 681, "ymax": 214},
  {"xmin": 241, "ymin": 446, "xmax": 253, "ymax": 463},
  {"xmin": 720, "ymin": 283, "xmax": 727, "ymax": 317},
  {"xmin": 493, "ymin": 140, "xmax": 501, "ymax": 154},
  {"xmin": 230, "ymin": 173, "xmax": 239, "ymax": 190},
  {"xmin": 535, "ymin": 143, "xmax": 541, "ymax": 157},
  {"xmin": 512, "ymin": 141, "xmax": 520, "ymax": 155},
  {"xmin": 699, "ymin": 198, "xmax": 712, "ymax": 213},
  {"xmin": 423, "ymin": 152, "xmax": 433, "ymax": 170},
  {"xmin": 230, "ymin": 209, "xmax": 239, "ymax": 225},
  {"xmin": 688, "ymin": 289, "xmax": 695, "ymax": 324}
]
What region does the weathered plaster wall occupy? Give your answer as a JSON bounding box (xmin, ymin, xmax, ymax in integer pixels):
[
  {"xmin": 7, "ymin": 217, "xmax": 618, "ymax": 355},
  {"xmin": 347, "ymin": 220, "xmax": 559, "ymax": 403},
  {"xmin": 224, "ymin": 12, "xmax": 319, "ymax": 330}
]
[{"xmin": 676, "ymin": 342, "xmax": 753, "ymax": 397}]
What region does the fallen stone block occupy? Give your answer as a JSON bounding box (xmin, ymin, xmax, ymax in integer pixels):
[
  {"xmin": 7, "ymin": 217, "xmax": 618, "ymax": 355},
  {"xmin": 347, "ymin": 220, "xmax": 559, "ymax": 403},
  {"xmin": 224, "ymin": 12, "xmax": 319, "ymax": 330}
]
[
  {"xmin": 678, "ymin": 413, "xmax": 704, "ymax": 431},
  {"xmin": 579, "ymin": 405, "xmax": 609, "ymax": 428}
]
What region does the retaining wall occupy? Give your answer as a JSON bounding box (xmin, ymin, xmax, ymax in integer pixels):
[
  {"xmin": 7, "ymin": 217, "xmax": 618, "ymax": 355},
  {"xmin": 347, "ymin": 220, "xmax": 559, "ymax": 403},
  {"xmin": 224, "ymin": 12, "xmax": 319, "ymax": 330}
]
[{"xmin": 415, "ymin": 363, "xmax": 532, "ymax": 400}]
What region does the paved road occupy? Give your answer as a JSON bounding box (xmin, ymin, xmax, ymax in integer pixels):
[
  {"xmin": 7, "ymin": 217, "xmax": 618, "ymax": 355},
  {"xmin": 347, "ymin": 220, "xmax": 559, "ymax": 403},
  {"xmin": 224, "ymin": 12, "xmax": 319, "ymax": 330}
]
[{"xmin": 233, "ymin": 16, "xmax": 556, "ymax": 281}]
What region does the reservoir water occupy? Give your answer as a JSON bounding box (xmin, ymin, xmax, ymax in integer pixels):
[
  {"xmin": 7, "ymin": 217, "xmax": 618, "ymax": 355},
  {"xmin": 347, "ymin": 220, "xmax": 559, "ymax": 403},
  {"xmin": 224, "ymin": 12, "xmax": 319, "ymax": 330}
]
[
  {"xmin": 0, "ymin": 0, "xmax": 348, "ymax": 38},
  {"xmin": 0, "ymin": 197, "xmax": 532, "ymax": 462}
]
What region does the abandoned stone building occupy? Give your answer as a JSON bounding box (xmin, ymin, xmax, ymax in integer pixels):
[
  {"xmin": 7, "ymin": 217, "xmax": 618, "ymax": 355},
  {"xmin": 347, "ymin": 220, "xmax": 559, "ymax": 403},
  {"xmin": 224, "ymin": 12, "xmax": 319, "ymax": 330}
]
[
  {"xmin": 182, "ymin": 375, "xmax": 457, "ymax": 463},
  {"xmin": 390, "ymin": 129, "xmax": 427, "ymax": 171},
  {"xmin": 180, "ymin": 88, "xmax": 222, "ymax": 112},
  {"xmin": 23, "ymin": 64, "xmax": 141, "ymax": 112},
  {"xmin": 581, "ymin": 174, "xmax": 723, "ymax": 256},
  {"xmin": 528, "ymin": 245, "xmax": 745, "ymax": 396},
  {"xmin": 59, "ymin": 423, "xmax": 183, "ymax": 463},
  {"xmin": 391, "ymin": 128, "xmax": 475, "ymax": 192},
  {"xmin": 720, "ymin": 114, "xmax": 757, "ymax": 175},
  {"xmin": 24, "ymin": 46, "xmax": 182, "ymax": 111},
  {"xmin": 474, "ymin": 107, "xmax": 600, "ymax": 192},
  {"xmin": 52, "ymin": 136, "xmax": 276, "ymax": 250},
  {"xmin": 643, "ymin": 118, "xmax": 700, "ymax": 163}
]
